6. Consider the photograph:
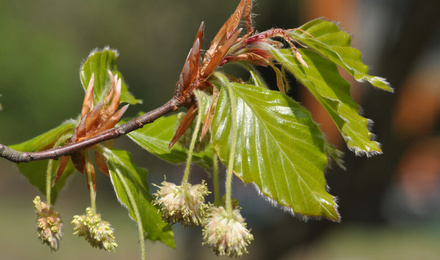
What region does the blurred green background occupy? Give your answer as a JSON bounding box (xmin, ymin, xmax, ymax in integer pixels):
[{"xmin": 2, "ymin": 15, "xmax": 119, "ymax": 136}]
[{"xmin": 1, "ymin": 0, "xmax": 440, "ymax": 259}]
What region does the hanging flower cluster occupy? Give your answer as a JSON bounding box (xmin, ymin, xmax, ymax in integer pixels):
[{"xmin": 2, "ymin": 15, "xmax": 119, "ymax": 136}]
[
  {"xmin": 153, "ymin": 181, "xmax": 210, "ymax": 226},
  {"xmin": 72, "ymin": 207, "xmax": 118, "ymax": 251},
  {"xmin": 203, "ymin": 206, "xmax": 254, "ymax": 257},
  {"xmin": 33, "ymin": 196, "xmax": 63, "ymax": 251},
  {"xmin": 153, "ymin": 181, "xmax": 254, "ymax": 257}
]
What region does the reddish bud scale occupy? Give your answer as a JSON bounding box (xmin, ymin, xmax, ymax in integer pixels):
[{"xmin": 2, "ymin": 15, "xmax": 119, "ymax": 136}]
[
  {"xmin": 170, "ymin": 0, "xmax": 253, "ymax": 148},
  {"xmin": 54, "ymin": 71, "xmax": 128, "ymax": 191}
]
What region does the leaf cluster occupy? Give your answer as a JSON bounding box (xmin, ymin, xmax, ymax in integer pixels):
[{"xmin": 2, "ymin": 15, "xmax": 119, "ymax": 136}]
[{"xmin": 6, "ymin": 0, "xmax": 391, "ymax": 256}]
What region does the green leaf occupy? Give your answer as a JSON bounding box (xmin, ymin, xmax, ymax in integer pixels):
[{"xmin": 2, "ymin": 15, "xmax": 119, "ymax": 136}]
[
  {"xmin": 80, "ymin": 48, "xmax": 142, "ymax": 105},
  {"xmin": 324, "ymin": 142, "xmax": 346, "ymax": 170},
  {"xmin": 248, "ymin": 67, "xmax": 269, "ymax": 89},
  {"xmin": 103, "ymin": 148, "xmax": 175, "ymax": 247},
  {"xmin": 272, "ymin": 48, "xmax": 382, "ymax": 155},
  {"xmin": 124, "ymin": 114, "xmax": 214, "ymax": 171},
  {"xmin": 288, "ymin": 19, "xmax": 393, "ymax": 92},
  {"xmin": 210, "ymin": 81, "xmax": 339, "ymax": 221},
  {"xmin": 10, "ymin": 120, "xmax": 76, "ymax": 152},
  {"xmin": 10, "ymin": 120, "xmax": 77, "ymax": 203},
  {"xmin": 127, "ymin": 115, "xmax": 187, "ymax": 163}
]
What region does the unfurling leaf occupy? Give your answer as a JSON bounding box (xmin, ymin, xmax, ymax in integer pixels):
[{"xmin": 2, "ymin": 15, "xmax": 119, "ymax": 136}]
[
  {"xmin": 272, "ymin": 48, "xmax": 382, "ymax": 155},
  {"xmin": 210, "ymin": 81, "xmax": 339, "ymax": 221},
  {"xmin": 80, "ymin": 48, "xmax": 142, "ymax": 105},
  {"xmin": 288, "ymin": 19, "xmax": 393, "ymax": 92}
]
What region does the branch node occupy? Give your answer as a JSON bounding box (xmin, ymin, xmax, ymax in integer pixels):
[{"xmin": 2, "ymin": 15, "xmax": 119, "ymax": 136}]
[{"xmin": 0, "ymin": 98, "xmax": 182, "ymax": 163}]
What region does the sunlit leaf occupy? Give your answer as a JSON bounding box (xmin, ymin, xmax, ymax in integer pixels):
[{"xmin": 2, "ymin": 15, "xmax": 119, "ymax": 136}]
[
  {"xmin": 80, "ymin": 48, "xmax": 142, "ymax": 105},
  {"xmin": 272, "ymin": 48, "xmax": 382, "ymax": 155},
  {"xmin": 288, "ymin": 19, "xmax": 393, "ymax": 92},
  {"xmin": 10, "ymin": 120, "xmax": 77, "ymax": 203},
  {"xmin": 210, "ymin": 81, "xmax": 339, "ymax": 221},
  {"xmin": 103, "ymin": 148, "xmax": 175, "ymax": 247},
  {"xmin": 126, "ymin": 115, "xmax": 186, "ymax": 163}
]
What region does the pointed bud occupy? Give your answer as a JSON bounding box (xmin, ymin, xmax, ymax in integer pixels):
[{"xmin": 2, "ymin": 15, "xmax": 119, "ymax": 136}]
[
  {"xmin": 108, "ymin": 74, "xmax": 122, "ymax": 114},
  {"xmin": 175, "ymin": 112, "xmax": 210, "ymax": 152},
  {"xmin": 81, "ymin": 73, "xmax": 95, "ymax": 118}
]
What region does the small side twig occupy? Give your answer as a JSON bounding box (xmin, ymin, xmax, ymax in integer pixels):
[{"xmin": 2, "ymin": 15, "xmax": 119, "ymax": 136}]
[{"xmin": 0, "ymin": 97, "xmax": 181, "ymax": 163}]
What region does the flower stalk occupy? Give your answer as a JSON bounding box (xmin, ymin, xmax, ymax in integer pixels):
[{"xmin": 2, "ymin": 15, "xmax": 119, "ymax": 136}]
[
  {"xmin": 213, "ymin": 153, "xmax": 220, "ymax": 207},
  {"xmin": 87, "ymin": 153, "xmax": 97, "ymax": 213},
  {"xmin": 215, "ymin": 72, "xmax": 239, "ymax": 216},
  {"xmin": 181, "ymin": 108, "xmax": 204, "ymax": 184},
  {"xmin": 45, "ymin": 159, "xmax": 55, "ymax": 207}
]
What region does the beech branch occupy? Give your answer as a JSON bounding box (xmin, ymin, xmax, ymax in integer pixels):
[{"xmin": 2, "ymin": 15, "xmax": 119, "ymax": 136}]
[{"xmin": 0, "ymin": 97, "xmax": 181, "ymax": 163}]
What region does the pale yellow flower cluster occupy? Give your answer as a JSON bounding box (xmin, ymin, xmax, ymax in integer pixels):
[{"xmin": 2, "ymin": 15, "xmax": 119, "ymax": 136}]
[
  {"xmin": 153, "ymin": 181, "xmax": 253, "ymax": 257},
  {"xmin": 153, "ymin": 181, "xmax": 210, "ymax": 226},
  {"xmin": 72, "ymin": 207, "xmax": 118, "ymax": 251},
  {"xmin": 33, "ymin": 196, "xmax": 63, "ymax": 251},
  {"xmin": 203, "ymin": 206, "xmax": 254, "ymax": 257}
]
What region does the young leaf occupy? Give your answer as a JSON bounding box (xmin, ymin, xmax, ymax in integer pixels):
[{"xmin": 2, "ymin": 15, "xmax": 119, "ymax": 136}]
[
  {"xmin": 324, "ymin": 142, "xmax": 346, "ymax": 170},
  {"xmin": 288, "ymin": 19, "xmax": 393, "ymax": 92},
  {"xmin": 248, "ymin": 66, "xmax": 269, "ymax": 89},
  {"xmin": 80, "ymin": 48, "xmax": 142, "ymax": 105},
  {"xmin": 210, "ymin": 81, "xmax": 339, "ymax": 221},
  {"xmin": 272, "ymin": 48, "xmax": 381, "ymax": 155},
  {"xmin": 10, "ymin": 120, "xmax": 77, "ymax": 203},
  {"xmin": 103, "ymin": 147, "xmax": 175, "ymax": 248},
  {"xmin": 124, "ymin": 114, "xmax": 214, "ymax": 171}
]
